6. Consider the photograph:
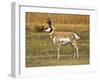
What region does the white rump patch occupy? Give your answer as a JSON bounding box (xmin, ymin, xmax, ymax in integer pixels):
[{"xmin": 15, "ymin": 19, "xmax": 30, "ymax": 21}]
[{"xmin": 73, "ymin": 33, "xmax": 80, "ymax": 40}]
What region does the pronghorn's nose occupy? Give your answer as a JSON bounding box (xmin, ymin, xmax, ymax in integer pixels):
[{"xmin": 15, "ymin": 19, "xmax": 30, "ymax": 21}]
[
  {"xmin": 44, "ymin": 27, "xmax": 48, "ymax": 32},
  {"xmin": 44, "ymin": 27, "xmax": 51, "ymax": 32}
]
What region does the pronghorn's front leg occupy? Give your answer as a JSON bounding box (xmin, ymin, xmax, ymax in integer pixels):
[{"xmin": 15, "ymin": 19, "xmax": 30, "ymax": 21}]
[
  {"xmin": 57, "ymin": 45, "xmax": 61, "ymax": 59},
  {"xmin": 57, "ymin": 47, "xmax": 60, "ymax": 59}
]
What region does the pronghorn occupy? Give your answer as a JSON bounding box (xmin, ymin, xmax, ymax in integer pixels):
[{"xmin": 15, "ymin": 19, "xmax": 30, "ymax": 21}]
[{"xmin": 44, "ymin": 19, "xmax": 80, "ymax": 59}]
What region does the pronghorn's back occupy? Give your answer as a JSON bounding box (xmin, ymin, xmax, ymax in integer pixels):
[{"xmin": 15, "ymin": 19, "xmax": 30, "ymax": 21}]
[{"xmin": 54, "ymin": 32, "xmax": 80, "ymax": 40}]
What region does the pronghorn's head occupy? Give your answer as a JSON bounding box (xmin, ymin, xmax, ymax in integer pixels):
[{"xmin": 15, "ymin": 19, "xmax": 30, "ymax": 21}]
[
  {"xmin": 44, "ymin": 25, "xmax": 55, "ymax": 33},
  {"xmin": 45, "ymin": 18, "xmax": 55, "ymax": 33}
]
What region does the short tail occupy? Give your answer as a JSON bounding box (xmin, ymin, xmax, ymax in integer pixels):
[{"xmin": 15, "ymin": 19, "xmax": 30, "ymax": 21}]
[{"xmin": 73, "ymin": 33, "xmax": 80, "ymax": 40}]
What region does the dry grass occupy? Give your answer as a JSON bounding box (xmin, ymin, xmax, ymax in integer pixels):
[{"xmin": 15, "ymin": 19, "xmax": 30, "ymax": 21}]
[{"xmin": 26, "ymin": 24, "xmax": 89, "ymax": 67}]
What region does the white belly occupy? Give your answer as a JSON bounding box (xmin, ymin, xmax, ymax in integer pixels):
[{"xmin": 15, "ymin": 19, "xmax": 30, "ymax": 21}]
[{"xmin": 56, "ymin": 38, "xmax": 70, "ymax": 45}]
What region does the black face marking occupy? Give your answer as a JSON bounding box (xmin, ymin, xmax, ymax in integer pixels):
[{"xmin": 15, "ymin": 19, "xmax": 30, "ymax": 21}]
[
  {"xmin": 44, "ymin": 27, "xmax": 48, "ymax": 30},
  {"xmin": 50, "ymin": 27, "xmax": 53, "ymax": 33}
]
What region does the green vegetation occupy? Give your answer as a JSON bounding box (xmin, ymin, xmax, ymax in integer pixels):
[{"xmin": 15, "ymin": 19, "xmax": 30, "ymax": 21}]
[{"xmin": 26, "ymin": 24, "xmax": 89, "ymax": 67}]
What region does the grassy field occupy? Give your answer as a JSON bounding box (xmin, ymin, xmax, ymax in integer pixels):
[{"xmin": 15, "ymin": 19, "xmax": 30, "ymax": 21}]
[{"xmin": 26, "ymin": 24, "xmax": 89, "ymax": 67}]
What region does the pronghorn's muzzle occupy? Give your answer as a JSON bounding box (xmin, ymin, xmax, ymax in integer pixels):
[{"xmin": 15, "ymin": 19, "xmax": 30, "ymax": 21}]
[{"xmin": 44, "ymin": 27, "xmax": 51, "ymax": 32}]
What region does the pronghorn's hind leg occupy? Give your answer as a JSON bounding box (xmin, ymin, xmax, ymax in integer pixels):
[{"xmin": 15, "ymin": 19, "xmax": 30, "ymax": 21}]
[{"xmin": 71, "ymin": 40, "xmax": 79, "ymax": 58}]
